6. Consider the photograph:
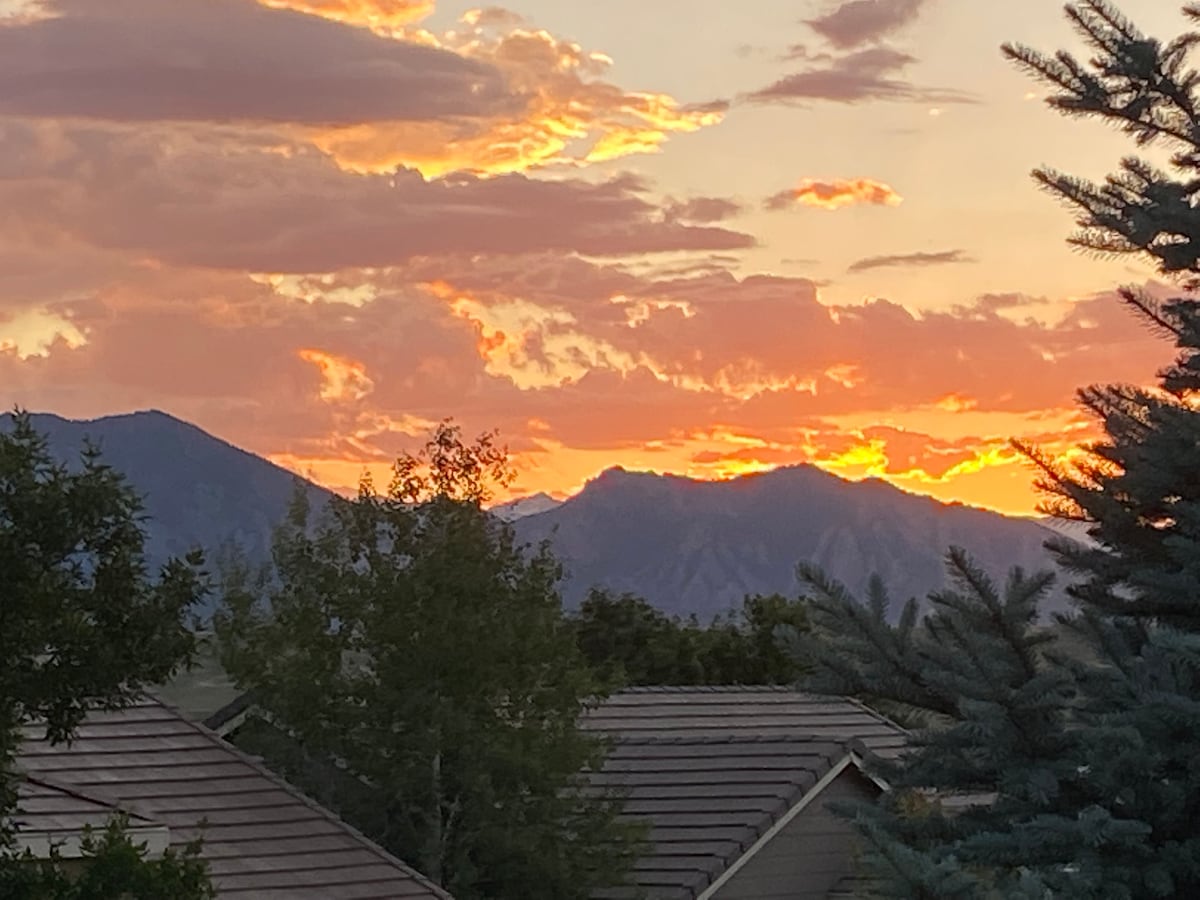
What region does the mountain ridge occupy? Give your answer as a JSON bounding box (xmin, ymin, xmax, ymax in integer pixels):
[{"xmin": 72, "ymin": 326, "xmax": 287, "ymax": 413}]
[{"xmin": 5, "ymin": 410, "xmax": 1069, "ymax": 622}]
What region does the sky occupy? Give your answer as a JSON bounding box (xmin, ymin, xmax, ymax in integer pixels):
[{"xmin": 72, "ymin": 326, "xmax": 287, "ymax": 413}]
[{"xmin": 0, "ymin": 0, "xmax": 1190, "ymax": 515}]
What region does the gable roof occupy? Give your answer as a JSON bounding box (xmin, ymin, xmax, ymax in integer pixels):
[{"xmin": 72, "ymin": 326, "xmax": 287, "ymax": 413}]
[
  {"xmin": 593, "ymin": 735, "xmax": 867, "ymax": 900},
  {"xmin": 583, "ymin": 686, "xmax": 907, "ymax": 758},
  {"xmin": 17, "ymin": 697, "xmax": 451, "ymax": 900},
  {"xmin": 584, "ymin": 687, "xmax": 907, "ymax": 899}
]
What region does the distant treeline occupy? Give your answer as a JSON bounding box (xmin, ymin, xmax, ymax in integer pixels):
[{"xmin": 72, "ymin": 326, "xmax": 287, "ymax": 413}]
[{"xmin": 570, "ymin": 588, "xmax": 808, "ymax": 688}]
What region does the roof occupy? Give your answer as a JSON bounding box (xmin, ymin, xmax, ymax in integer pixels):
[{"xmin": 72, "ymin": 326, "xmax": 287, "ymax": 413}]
[
  {"xmin": 582, "ymin": 688, "xmax": 907, "ymax": 899},
  {"xmin": 583, "ymin": 686, "xmax": 908, "ymax": 758},
  {"xmin": 17, "ymin": 697, "xmax": 452, "ymax": 900},
  {"xmin": 592, "ymin": 735, "xmax": 863, "ymax": 900},
  {"xmin": 12, "ymin": 774, "xmax": 169, "ymax": 858}
]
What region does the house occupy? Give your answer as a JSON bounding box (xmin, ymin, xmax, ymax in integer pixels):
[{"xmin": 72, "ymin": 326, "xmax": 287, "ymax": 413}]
[
  {"xmin": 14, "ymin": 696, "xmax": 452, "ymax": 899},
  {"xmin": 583, "ymin": 687, "xmax": 908, "ymax": 900},
  {"xmin": 200, "ymin": 685, "xmax": 908, "ymax": 899}
]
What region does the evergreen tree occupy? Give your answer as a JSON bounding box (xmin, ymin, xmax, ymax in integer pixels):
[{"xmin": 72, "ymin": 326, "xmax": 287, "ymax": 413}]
[
  {"xmin": 1002, "ymin": 2, "xmax": 1200, "ymax": 893},
  {"xmin": 795, "ymin": 3, "xmax": 1200, "ymax": 896},
  {"xmin": 216, "ymin": 422, "xmax": 643, "ymax": 900},
  {"xmin": 0, "ymin": 410, "xmax": 213, "ymax": 896},
  {"xmin": 794, "ymin": 552, "xmax": 1138, "ymax": 897}
]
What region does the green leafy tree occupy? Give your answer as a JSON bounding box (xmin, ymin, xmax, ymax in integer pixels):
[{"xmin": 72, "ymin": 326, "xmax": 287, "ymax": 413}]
[
  {"xmin": 572, "ymin": 590, "xmax": 809, "ymax": 687},
  {"xmin": 216, "ymin": 422, "xmax": 643, "ymax": 900},
  {"xmin": 0, "ymin": 410, "xmax": 212, "ymax": 896},
  {"xmin": 795, "ymin": 3, "xmax": 1200, "ymax": 896},
  {"xmin": 0, "ymin": 818, "xmax": 213, "ymax": 900},
  {"xmin": 572, "ymin": 589, "xmax": 705, "ymax": 687}
]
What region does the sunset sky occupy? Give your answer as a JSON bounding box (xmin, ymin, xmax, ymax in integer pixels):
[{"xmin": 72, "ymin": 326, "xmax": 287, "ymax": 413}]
[{"xmin": 1, "ymin": 0, "xmax": 1189, "ymax": 515}]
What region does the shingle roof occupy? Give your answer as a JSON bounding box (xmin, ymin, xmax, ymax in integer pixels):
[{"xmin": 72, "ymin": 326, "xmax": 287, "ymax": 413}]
[
  {"xmin": 17, "ymin": 697, "xmax": 451, "ymax": 900},
  {"xmin": 583, "ymin": 686, "xmax": 908, "ymax": 758},
  {"xmin": 592, "ymin": 734, "xmax": 855, "ymax": 900},
  {"xmin": 12, "ymin": 774, "xmax": 169, "ymax": 857},
  {"xmin": 582, "ymin": 688, "xmax": 908, "ymax": 899}
]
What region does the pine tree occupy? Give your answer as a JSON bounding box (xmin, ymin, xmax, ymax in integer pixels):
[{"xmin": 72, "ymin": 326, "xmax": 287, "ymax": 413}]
[
  {"xmin": 794, "ymin": 552, "xmax": 1143, "ymax": 897},
  {"xmin": 216, "ymin": 422, "xmax": 643, "ymax": 900},
  {"xmin": 796, "ymin": 3, "xmax": 1200, "ymax": 896},
  {"xmin": 1001, "ymin": 3, "xmax": 1200, "ymax": 893}
]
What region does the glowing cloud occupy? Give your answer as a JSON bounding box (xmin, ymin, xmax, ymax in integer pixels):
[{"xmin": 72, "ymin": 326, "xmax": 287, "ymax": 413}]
[
  {"xmin": 765, "ymin": 177, "xmax": 902, "ymax": 211},
  {"xmin": 258, "ymin": 0, "xmax": 434, "ymax": 33},
  {"xmin": 310, "ymin": 21, "xmax": 725, "ymax": 176},
  {"xmin": 298, "ymin": 348, "xmax": 374, "ymax": 402}
]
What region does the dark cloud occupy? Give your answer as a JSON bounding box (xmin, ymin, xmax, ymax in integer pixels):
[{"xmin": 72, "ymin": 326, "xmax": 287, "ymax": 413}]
[
  {"xmin": 0, "ymin": 122, "xmax": 754, "ymax": 273},
  {"xmin": 847, "ymin": 249, "xmax": 975, "ymax": 273},
  {"xmin": 806, "ymin": 0, "xmax": 930, "ymax": 48},
  {"xmin": 0, "ymin": 0, "xmax": 518, "ymax": 124},
  {"xmin": 748, "ymin": 45, "xmax": 975, "ymax": 105},
  {"xmin": 666, "ymin": 197, "xmax": 744, "ymax": 223}
]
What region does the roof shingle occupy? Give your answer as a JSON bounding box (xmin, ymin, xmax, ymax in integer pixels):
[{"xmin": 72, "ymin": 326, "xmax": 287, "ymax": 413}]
[{"xmin": 17, "ymin": 698, "xmax": 450, "ymax": 900}]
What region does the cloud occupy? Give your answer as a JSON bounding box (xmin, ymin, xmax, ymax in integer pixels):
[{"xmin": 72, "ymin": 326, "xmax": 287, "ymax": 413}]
[
  {"xmin": 2, "ymin": 239, "xmax": 1174, "ymax": 513},
  {"xmin": 766, "ymin": 177, "xmax": 902, "ymax": 210},
  {"xmin": 806, "ymin": 0, "xmax": 930, "ymax": 48},
  {"xmin": 0, "ymin": 121, "xmax": 753, "ymax": 272},
  {"xmin": 310, "ymin": 19, "xmax": 725, "ymax": 176},
  {"xmin": 747, "ymin": 45, "xmax": 975, "ymax": 106},
  {"xmin": 666, "ymin": 197, "xmax": 744, "ymax": 222},
  {"xmin": 259, "ymin": 0, "xmax": 434, "ymax": 33},
  {"xmin": 0, "ymin": 0, "xmax": 722, "ymax": 180},
  {"xmin": 0, "ymin": 0, "xmax": 515, "ymax": 125},
  {"xmin": 847, "ymin": 249, "xmax": 974, "ymax": 273}
]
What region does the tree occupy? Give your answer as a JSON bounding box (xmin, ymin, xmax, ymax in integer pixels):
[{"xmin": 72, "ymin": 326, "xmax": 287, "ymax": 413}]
[
  {"xmin": 572, "ymin": 589, "xmax": 705, "ymax": 687},
  {"xmin": 0, "ymin": 818, "xmax": 213, "ymax": 900},
  {"xmin": 571, "ymin": 589, "xmax": 809, "ymax": 687},
  {"xmin": 0, "ymin": 410, "xmax": 212, "ymax": 896},
  {"xmin": 793, "ymin": 553, "xmax": 1141, "ymax": 897},
  {"xmin": 1002, "ymin": 3, "xmax": 1200, "ymax": 894},
  {"xmin": 793, "ymin": 3, "xmax": 1200, "ymax": 896},
  {"xmin": 216, "ymin": 422, "xmax": 643, "ymax": 900}
]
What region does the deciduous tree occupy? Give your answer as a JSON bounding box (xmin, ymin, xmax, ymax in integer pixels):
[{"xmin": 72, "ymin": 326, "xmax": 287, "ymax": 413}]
[
  {"xmin": 0, "ymin": 410, "xmax": 211, "ymax": 897},
  {"xmin": 217, "ymin": 422, "xmax": 643, "ymax": 900}
]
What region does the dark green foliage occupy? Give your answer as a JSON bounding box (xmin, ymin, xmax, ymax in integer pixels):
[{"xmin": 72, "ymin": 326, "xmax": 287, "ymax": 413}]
[
  {"xmin": 0, "ymin": 409, "xmax": 212, "ymax": 895},
  {"xmin": 795, "ymin": 552, "xmax": 1145, "ymax": 897},
  {"xmin": 216, "ymin": 422, "xmax": 644, "ymax": 900},
  {"xmin": 571, "ymin": 589, "xmax": 809, "ymax": 687},
  {"xmin": 0, "ymin": 818, "xmax": 214, "ymax": 900},
  {"xmin": 797, "ymin": 4, "xmax": 1200, "ymax": 897}
]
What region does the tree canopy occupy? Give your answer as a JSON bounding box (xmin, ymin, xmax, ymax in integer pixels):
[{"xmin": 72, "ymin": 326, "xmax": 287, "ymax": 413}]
[
  {"xmin": 571, "ymin": 588, "xmax": 809, "ymax": 688},
  {"xmin": 0, "ymin": 410, "xmax": 212, "ymax": 897},
  {"xmin": 216, "ymin": 421, "xmax": 643, "ymax": 900}
]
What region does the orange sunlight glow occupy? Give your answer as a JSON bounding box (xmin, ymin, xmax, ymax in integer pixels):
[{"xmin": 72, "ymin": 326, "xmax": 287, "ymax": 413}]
[
  {"xmin": 257, "ymin": 0, "xmax": 434, "ymax": 34},
  {"xmin": 308, "ymin": 24, "xmax": 723, "ymax": 177},
  {"xmin": 777, "ymin": 178, "xmax": 903, "ymax": 211},
  {"xmin": 297, "ymin": 348, "xmax": 375, "ymax": 402}
]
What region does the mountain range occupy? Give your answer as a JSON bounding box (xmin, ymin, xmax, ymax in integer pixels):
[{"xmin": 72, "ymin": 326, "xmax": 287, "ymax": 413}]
[
  {"xmin": 4, "ymin": 410, "xmax": 1070, "ymax": 620},
  {"xmin": 511, "ymin": 466, "xmax": 1067, "ymax": 620}
]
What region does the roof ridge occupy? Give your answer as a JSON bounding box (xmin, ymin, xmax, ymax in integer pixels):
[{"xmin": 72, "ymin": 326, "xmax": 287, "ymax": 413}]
[
  {"xmin": 143, "ymin": 694, "xmax": 455, "ymax": 900},
  {"xmin": 608, "ymin": 733, "xmax": 853, "ymax": 748},
  {"xmin": 614, "ymin": 685, "xmax": 796, "ymax": 694}
]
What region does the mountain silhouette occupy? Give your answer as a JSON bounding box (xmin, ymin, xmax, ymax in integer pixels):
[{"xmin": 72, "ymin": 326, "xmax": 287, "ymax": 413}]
[
  {"xmin": 511, "ymin": 465, "xmax": 1067, "ymax": 621},
  {"xmin": 1, "ymin": 410, "xmax": 332, "ymax": 612},
  {"xmin": 6, "ymin": 411, "xmax": 1070, "ymax": 623}
]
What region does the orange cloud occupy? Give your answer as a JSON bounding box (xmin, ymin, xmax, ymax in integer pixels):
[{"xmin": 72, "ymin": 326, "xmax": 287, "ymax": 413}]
[
  {"xmin": 298, "ymin": 348, "xmax": 374, "ymax": 402},
  {"xmin": 310, "ymin": 21, "xmax": 725, "ymax": 177},
  {"xmin": 258, "ymin": 0, "xmax": 434, "ymax": 33},
  {"xmin": 766, "ymin": 177, "xmax": 903, "ymax": 211}
]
